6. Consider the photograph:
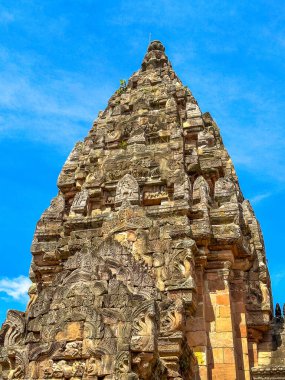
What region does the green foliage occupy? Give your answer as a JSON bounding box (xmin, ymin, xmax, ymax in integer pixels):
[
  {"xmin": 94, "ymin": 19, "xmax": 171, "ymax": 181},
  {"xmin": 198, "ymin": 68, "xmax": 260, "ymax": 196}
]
[
  {"xmin": 116, "ymin": 79, "xmax": 127, "ymax": 95},
  {"xmin": 119, "ymin": 140, "xmax": 128, "ymax": 150},
  {"xmin": 183, "ymin": 85, "xmax": 191, "ymax": 95},
  {"xmin": 120, "ymin": 79, "xmax": 126, "ymax": 87}
]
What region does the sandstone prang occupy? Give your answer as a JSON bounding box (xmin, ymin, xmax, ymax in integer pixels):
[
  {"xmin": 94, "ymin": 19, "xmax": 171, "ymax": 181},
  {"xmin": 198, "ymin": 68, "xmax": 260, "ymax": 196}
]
[{"xmin": 1, "ymin": 40, "xmax": 284, "ymax": 380}]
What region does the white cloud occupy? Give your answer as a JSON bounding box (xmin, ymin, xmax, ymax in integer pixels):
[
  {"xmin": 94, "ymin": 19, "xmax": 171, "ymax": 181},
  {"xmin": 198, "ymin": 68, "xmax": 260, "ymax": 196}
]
[
  {"xmin": 0, "ymin": 48, "xmax": 115, "ymax": 147},
  {"xmin": 0, "ymin": 57, "xmax": 109, "ymax": 120},
  {"xmin": 250, "ymin": 192, "xmax": 272, "ymax": 204},
  {"xmin": 271, "ymin": 271, "xmax": 285, "ymax": 288},
  {"xmin": 0, "ymin": 276, "xmax": 31, "ymax": 302}
]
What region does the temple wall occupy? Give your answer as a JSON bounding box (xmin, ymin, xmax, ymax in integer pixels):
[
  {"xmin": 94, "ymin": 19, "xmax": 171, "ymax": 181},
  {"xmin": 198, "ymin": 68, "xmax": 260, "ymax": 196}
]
[{"xmin": 187, "ymin": 261, "xmax": 250, "ymax": 379}]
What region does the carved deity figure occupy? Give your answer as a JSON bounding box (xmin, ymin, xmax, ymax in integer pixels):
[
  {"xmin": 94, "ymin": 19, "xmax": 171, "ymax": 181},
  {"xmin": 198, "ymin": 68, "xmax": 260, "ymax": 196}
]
[{"xmin": 115, "ymin": 174, "xmax": 140, "ymax": 207}]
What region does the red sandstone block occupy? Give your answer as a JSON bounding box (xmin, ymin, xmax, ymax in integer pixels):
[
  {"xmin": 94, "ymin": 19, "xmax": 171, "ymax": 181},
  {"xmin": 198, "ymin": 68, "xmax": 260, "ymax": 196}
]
[
  {"xmin": 211, "ymin": 364, "xmax": 237, "ymax": 380},
  {"xmin": 223, "ymin": 348, "xmax": 235, "ymax": 364},
  {"xmin": 207, "ymin": 273, "xmax": 220, "ymax": 281},
  {"xmin": 187, "ymin": 331, "xmax": 207, "ymax": 346},
  {"xmin": 205, "ymin": 305, "xmax": 215, "ymax": 322},
  {"xmin": 207, "ymin": 278, "xmax": 225, "ymax": 292},
  {"xmin": 186, "ymin": 317, "xmax": 205, "ymax": 332}
]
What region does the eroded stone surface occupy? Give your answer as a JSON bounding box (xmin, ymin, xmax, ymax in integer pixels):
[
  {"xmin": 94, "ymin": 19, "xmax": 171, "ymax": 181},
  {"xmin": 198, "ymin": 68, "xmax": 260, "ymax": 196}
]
[{"xmin": 0, "ymin": 40, "xmax": 282, "ymax": 379}]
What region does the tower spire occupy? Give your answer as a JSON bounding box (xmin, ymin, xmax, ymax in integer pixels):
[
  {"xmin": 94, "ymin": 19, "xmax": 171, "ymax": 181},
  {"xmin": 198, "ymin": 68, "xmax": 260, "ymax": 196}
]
[{"xmin": 0, "ymin": 40, "xmax": 278, "ymax": 380}]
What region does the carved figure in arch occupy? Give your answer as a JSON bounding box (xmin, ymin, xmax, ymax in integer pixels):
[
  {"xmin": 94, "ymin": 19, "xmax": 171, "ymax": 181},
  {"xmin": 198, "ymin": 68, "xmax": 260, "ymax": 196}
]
[
  {"xmin": 173, "ymin": 174, "xmax": 191, "ymax": 201},
  {"xmin": 115, "ymin": 174, "xmax": 140, "ymax": 207},
  {"xmin": 85, "ymin": 356, "xmax": 102, "ymax": 378},
  {"xmin": 214, "ymin": 176, "xmax": 237, "ymax": 203},
  {"xmin": 192, "ymin": 175, "xmax": 210, "ymax": 205},
  {"xmin": 191, "ymin": 176, "xmax": 212, "ymax": 238}
]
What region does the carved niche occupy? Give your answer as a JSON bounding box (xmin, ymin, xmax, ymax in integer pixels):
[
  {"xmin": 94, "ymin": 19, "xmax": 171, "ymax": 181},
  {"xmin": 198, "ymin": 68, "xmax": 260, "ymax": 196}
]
[
  {"xmin": 70, "ymin": 189, "xmax": 89, "ymax": 216},
  {"xmin": 115, "ymin": 174, "xmax": 140, "ymax": 207}
]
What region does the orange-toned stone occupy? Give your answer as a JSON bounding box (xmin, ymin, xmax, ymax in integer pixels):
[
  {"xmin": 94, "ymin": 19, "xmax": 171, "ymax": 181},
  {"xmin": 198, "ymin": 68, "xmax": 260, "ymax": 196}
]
[
  {"xmin": 209, "ymin": 332, "xmax": 234, "ymax": 348},
  {"xmin": 211, "ymin": 364, "xmax": 237, "ymax": 380},
  {"xmin": 127, "ymin": 230, "xmax": 136, "ymax": 241},
  {"xmin": 216, "ymin": 317, "xmax": 233, "ymax": 332},
  {"xmin": 223, "ymin": 347, "xmax": 235, "ymax": 364},
  {"xmin": 237, "ymin": 322, "xmax": 247, "ymax": 338},
  {"xmin": 209, "ymin": 293, "xmax": 217, "ymax": 303},
  {"xmin": 219, "ymin": 305, "xmax": 231, "ymax": 318},
  {"xmin": 241, "ymin": 341, "xmax": 251, "ymax": 375},
  {"xmin": 198, "ymin": 366, "xmax": 208, "ymax": 379},
  {"xmin": 55, "ymin": 322, "xmax": 83, "ymax": 341},
  {"xmin": 212, "ymin": 347, "xmax": 224, "ymax": 363},
  {"xmin": 216, "ymin": 293, "xmax": 230, "ymax": 306}
]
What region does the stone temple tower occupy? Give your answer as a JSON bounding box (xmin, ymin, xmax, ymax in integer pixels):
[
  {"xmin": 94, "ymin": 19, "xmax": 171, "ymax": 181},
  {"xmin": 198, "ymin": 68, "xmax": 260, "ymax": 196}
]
[{"xmin": 0, "ymin": 41, "xmax": 284, "ymax": 379}]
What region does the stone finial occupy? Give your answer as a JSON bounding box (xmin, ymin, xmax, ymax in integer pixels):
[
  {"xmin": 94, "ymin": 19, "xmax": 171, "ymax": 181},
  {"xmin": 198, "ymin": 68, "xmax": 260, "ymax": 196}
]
[
  {"xmin": 147, "ymin": 40, "xmax": 165, "ymax": 52},
  {"xmin": 142, "ymin": 40, "xmax": 170, "ymax": 71}
]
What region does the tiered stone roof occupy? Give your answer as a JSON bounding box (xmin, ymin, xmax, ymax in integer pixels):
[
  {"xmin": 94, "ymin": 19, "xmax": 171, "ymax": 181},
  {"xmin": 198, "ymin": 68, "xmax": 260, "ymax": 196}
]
[{"xmin": 0, "ymin": 40, "xmax": 280, "ymax": 380}]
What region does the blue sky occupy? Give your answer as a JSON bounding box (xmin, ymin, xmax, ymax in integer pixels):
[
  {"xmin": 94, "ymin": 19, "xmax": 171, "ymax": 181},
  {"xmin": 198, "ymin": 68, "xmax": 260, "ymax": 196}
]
[{"xmin": 0, "ymin": 0, "xmax": 285, "ymax": 324}]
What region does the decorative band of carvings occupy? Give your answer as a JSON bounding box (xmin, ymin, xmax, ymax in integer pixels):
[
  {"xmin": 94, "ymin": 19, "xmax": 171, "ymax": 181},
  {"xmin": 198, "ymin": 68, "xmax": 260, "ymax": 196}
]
[{"xmin": 252, "ymin": 366, "xmax": 285, "ymax": 375}]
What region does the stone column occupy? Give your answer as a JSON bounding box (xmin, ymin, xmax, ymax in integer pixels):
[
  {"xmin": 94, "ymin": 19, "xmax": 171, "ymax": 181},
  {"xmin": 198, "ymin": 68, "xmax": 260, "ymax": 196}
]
[
  {"xmin": 230, "ymin": 270, "xmax": 251, "ymax": 380},
  {"xmin": 186, "ymin": 258, "xmax": 209, "ymax": 379},
  {"xmin": 205, "ymin": 257, "xmax": 238, "ymax": 380},
  {"xmin": 248, "ymin": 328, "xmax": 263, "ymax": 370}
]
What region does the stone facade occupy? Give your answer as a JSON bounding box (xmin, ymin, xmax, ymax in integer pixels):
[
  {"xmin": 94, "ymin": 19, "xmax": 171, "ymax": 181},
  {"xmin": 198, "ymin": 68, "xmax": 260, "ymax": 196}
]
[{"xmin": 0, "ymin": 40, "xmax": 283, "ymax": 379}]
